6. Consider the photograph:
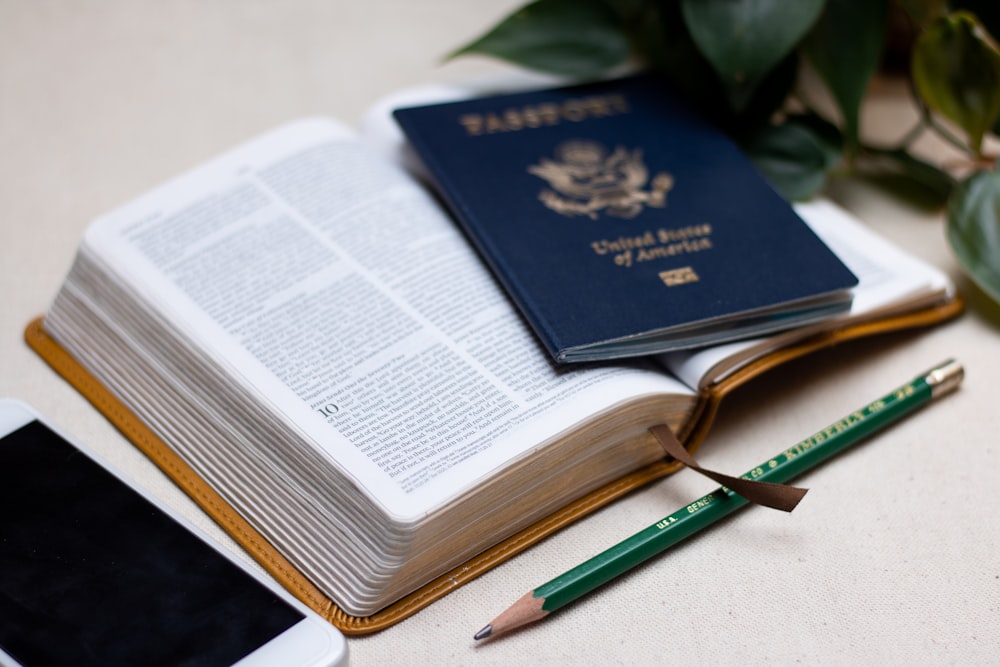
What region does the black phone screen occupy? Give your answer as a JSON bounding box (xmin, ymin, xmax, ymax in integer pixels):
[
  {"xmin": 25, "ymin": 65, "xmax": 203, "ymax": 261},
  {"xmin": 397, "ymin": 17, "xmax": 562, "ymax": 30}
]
[{"xmin": 0, "ymin": 420, "xmax": 305, "ymax": 667}]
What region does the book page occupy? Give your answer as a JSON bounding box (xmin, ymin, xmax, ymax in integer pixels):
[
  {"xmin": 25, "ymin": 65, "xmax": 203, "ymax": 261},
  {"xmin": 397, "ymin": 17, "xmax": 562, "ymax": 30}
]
[
  {"xmin": 661, "ymin": 199, "xmax": 953, "ymax": 389},
  {"xmin": 82, "ymin": 118, "xmax": 691, "ymax": 519}
]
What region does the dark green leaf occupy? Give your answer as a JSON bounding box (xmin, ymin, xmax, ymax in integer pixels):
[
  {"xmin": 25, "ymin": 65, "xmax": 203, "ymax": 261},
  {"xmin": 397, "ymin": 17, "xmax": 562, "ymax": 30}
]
[
  {"xmin": 448, "ymin": 0, "xmax": 630, "ymax": 78},
  {"xmin": 947, "ymin": 169, "xmax": 1000, "ymax": 304},
  {"xmin": 727, "ymin": 52, "xmax": 801, "ymax": 138},
  {"xmin": 632, "ymin": 2, "xmax": 723, "ymax": 105},
  {"xmin": 952, "ymin": 0, "xmax": 1000, "ymax": 40},
  {"xmin": 787, "ymin": 110, "xmax": 845, "ymax": 153},
  {"xmin": 900, "ymin": 0, "xmax": 949, "ymax": 27},
  {"xmin": 856, "ymin": 148, "xmax": 956, "ymax": 208},
  {"xmin": 803, "ymin": 0, "xmax": 888, "ymax": 155},
  {"xmin": 912, "ymin": 12, "xmax": 1000, "ymax": 153},
  {"xmin": 598, "ymin": 0, "xmax": 647, "ymax": 23},
  {"xmin": 632, "ymin": 2, "xmax": 799, "ymax": 136},
  {"xmin": 743, "ymin": 117, "xmax": 843, "ymax": 201},
  {"xmin": 954, "ymin": 1, "xmax": 1000, "ymax": 142},
  {"xmin": 680, "ymin": 0, "xmax": 825, "ymax": 111}
]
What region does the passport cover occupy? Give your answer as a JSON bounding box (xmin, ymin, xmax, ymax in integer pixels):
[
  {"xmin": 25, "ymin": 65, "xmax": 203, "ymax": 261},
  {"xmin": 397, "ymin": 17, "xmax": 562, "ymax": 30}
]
[{"xmin": 394, "ymin": 76, "xmax": 859, "ymax": 363}]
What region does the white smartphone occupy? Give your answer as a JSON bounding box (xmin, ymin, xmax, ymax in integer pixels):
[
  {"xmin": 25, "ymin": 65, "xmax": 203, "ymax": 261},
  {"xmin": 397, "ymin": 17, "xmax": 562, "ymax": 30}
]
[{"xmin": 0, "ymin": 399, "xmax": 347, "ymax": 667}]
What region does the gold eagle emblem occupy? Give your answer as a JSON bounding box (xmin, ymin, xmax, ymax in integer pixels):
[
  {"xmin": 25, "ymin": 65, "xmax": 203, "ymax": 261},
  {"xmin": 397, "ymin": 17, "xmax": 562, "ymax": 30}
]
[{"xmin": 528, "ymin": 140, "xmax": 674, "ymax": 220}]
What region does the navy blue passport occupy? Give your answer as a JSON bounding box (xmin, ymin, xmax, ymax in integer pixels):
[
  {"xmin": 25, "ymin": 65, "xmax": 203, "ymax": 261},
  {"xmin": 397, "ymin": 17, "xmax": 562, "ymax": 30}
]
[{"xmin": 394, "ymin": 76, "xmax": 857, "ymax": 363}]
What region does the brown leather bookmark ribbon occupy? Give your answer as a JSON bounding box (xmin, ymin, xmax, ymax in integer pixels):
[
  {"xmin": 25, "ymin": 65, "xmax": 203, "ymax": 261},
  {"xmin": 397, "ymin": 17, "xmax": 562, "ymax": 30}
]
[{"xmin": 648, "ymin": 424, "xmax": 808, "ymax": 512}]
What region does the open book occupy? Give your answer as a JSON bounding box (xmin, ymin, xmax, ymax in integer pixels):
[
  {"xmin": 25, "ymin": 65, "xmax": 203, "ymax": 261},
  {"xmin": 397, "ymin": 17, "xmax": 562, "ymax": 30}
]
[{"xmin": 30, "ymin": 100, "xmax": 958, "ymax": 631}]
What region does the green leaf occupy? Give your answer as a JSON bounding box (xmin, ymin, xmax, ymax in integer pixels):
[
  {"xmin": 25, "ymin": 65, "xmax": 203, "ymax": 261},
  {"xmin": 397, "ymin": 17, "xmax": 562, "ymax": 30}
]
[
  {"xmin": 900, "ymin": 0, "xmax": 949, "ymax": 27},
  {"xmin": 680, "ymin": 0, "xmax": 825, "ymax": 112},
  {"xmin": 912, "ymin": 12, "xmax": 1000, "ymax": 154},
  {"xmin": 448, "ymin": 0, "xmax": 631, "ymax": 78},
  {"xmin": 803, "ymin": 0, "xmax": 888, "ymax": 155},
  {"xmin": 954, "ymin": 2, "xmax": 1000, "ymax": 142},
  {"xmin": 952, "ymin": 1, "xmax": 1000, "ymax": 40},
  {"xmin": 633, "ymin": 2, "xmax": 797, "ymax": 136},
  {"xmin": 947, "ymin": 169, "xmax": 1000, "ymax": 304},
  {"xmin": 730, "ymin": 52, "xmax": 801, "ymax": 137},
  {"xmin": 743, "ymin": 116, "xmax": 843, "ymax": 201},
  {"xmin": 860, "ymin": 147, "xmax": 956, "ymax": 207},
  {"xmin": 632, "ymin": 2, "xmax": 729, "ymax": 113},
  {"xmin": 599, "ymin": 0, "xmax": 647, "ymax": 23}
]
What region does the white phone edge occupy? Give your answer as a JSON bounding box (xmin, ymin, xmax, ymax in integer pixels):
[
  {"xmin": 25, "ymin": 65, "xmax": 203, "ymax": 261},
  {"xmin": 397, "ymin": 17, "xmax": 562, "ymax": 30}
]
[{"xmin": 0, "ymin": 398, "xmax": 348, "ymax": 667}]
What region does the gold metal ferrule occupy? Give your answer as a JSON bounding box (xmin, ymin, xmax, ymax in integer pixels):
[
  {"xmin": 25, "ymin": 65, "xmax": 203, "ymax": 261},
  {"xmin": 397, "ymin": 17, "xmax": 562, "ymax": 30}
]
[{"xmin": 924, "ymin": 359, "xmax": 964, "ymax": 399}]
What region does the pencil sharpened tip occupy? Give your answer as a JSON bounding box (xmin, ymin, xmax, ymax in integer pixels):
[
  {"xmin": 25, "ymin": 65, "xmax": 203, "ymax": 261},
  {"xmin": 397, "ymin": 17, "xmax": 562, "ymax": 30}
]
[{"xmin": 474, "ymin": 624, "xmax": 492, "ymax": 641}]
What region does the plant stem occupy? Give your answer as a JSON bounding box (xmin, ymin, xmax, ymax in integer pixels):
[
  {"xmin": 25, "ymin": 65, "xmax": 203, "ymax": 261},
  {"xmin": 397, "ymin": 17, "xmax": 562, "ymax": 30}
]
[
  {"xmin": 892, "ymin": 119, "xmax": 927, "ymax": 151},
  {"xmin": 906, "ymin": 76, "xmax": 977, "ymax": 156}
]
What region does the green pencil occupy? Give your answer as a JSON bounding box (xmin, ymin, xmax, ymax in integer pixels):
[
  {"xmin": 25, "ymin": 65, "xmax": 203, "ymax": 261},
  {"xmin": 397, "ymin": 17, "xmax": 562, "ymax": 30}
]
[{"xmin": 474, "ymin": 359, "xmax": 964, "ymax": 640}]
